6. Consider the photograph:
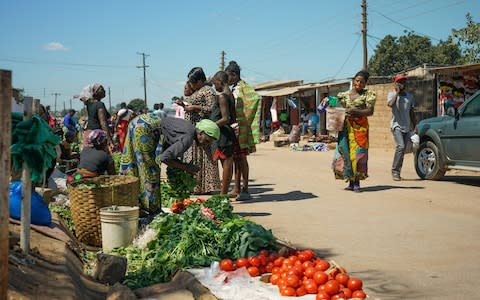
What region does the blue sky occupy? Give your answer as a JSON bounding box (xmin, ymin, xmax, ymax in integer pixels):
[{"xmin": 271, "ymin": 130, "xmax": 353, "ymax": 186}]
[{"xmin": 0, "ymin": 0, "xmax": 477, "ymax": 112}]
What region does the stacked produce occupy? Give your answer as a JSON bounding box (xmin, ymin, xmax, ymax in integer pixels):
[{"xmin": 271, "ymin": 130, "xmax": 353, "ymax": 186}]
[
  {"xmin": 219, "ymin": 248, "xmax": 367, "ymax": 299},
  {"xmin": 111, "ymin": 195, "xmax": 278, "ymax": 289}
]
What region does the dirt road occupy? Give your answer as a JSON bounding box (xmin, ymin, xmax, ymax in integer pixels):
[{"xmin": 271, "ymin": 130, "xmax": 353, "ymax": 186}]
[{"xmin": 231, "ymin": 142, "xmax": 480, "ymax": 300}]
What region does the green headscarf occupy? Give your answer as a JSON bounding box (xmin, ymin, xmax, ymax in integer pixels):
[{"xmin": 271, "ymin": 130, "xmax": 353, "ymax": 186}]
[{"xmin": 195, "ymin": 119, "xmax": 220, "ymax": 140}]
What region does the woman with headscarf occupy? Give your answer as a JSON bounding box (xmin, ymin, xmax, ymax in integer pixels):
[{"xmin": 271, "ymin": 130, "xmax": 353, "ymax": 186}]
[
  {"xmin": 79, "ymin": 84, "xmax": 112, "ymax": 148},
  {"xmin": 120, "ymin": 114, "xmax": 219, "ymax": 214},
  {"xmin": 332, "ymin": 70, "xmax": 376, "ymax": 192},
  {"xmin": 68, "ymin": 129, "xmax": 115, "ymax": 183},
  {"xmin": 182, "ymin": 67, "xmax": 221, "ymax": 195},
  {"xmin": 114, "ymin": 102, "xmax": 134, "ymax": 152}
]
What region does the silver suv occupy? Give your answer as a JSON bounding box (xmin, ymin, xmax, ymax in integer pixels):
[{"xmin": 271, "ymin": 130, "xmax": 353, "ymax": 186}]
[{"xmin": 415, "ymin": 90, "xmax": 480, "ymax": 180}]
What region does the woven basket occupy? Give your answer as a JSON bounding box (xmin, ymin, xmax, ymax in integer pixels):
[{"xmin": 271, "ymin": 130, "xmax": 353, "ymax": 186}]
[{"xmin": 68, "ymin": 175, "xmax": 139, "ymax": 247}]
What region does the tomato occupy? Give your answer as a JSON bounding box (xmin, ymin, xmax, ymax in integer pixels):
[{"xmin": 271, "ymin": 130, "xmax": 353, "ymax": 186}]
[
  {"xmin": 268, "ymin": 253, "xmax": 279, "ymax": 263},
  {"xmin": 328, "ymin": 268, "xmax": 340, "ymax": 280},
  {"xmin": 303, "ymin": 249, "xmax": 315, "ymax": 261},
  {"xmin": 270, "ymin": 273, "xmax": 280, "ymax": 285},
  {"xmin": 277, "ymin": 278, "xmax": 287, "ymax": 288},
  {"xmin": 316, "ymin": 291, "xmax": 331, "ymax": 299},
  {"xmin": 236, "ymin": 257, "xmax": 249, "ymax": 268},
  {"xmin": 287, "ymin": 267, "xmax": 302, "ymax": 277},
  {"xmin": 258, "ymin": 254, "xmax": 268, "ymax": 266},
  {"xmin": 280, "ymin": 286, "xmax": 296, "ymax": 297},
  {"xmin": 313, "ymin": 271, "xmax": 328, "ymax": 285},
  {"xmin": 298, "ymin": 252, "xmax": 308, "ymax": 262},
  {"xmin": 331, "ymin": 291, "xmax": 345, "ymax": 300},
  {"xmin": 265, "ymin": 262, "xmax": 274, "ymax": 273},
  {"xmin": 340, "ymin": 287, "xmax": 352, "ymax": 298},
  {"xmin": 259, "ymin": 249, "xmax": 269, "ymax": 257},
  {"xmin": 247, "ymin": 266, "xmax": 260, "ymax": 277},
  {"xmin": 219, "ymin": 259, "xmax": 234, "ymax": 272},
  {"xmin": 258, "ymin": 265, "xmax": 265, "ymax": 275},
  {"xmin": 287, "ymin": 255, "xmax": 299, "ymax": 265},
  {"xmin": 296, "ymin": 286, "xmax": 307, "ymax": 296},
  {"xmin": 303, "ymin": 266, "xmax": 316, "ymax": 278},
  {"xmin": 324, "ymin": 280, "xmax": 340, "ymax": 296},
  {"xmin": 315, "ymin": 259, "xmax": 330, "ymax": 271},
  {"xmin": 274, "ymin": 257, "xmax": 285, "ymax": 267},
  {"xmin": 335, "ymin": 273, "xmax": 349, "ymax": 286},
  {"xmin": 286, "ymin": 274, "xmax": 301, "ymax": 288},
  {"xmin": 272, "ymin": 267, "xmax": 281, "ymax": 274},
  {"xmin": 303, "ymin": 279, "xmax": 318, "ymax": 294},
  {"xmin": 303, "ymin": 260, "xmax": 315, "ymax": 270},
  {"xmin": 352, "ymin": 290, "xmax": 367, "ymax": 299},
  {"xmin": 248, "ymin": 256, "xmax": 261, "ymax": 267},
  {"xmin": 293, "ymin": 265, "xmax": 304, "ymax": 276},
  {"xmin": 347, "ymin": 277, "xmax": 363, "ymax": 292}
]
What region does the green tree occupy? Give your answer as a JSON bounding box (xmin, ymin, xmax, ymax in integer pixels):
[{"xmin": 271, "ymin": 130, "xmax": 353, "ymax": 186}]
[
  {"xmin": 369, "ymin": 32, "xmax": 464, "ymax": 76},
  {"xmin": 128, "ymin": 98, "xmax": 147, "ymax": 113},
  {"xmin": 451, "ymin": 13, "xmax": 480, "ymax": 63}
]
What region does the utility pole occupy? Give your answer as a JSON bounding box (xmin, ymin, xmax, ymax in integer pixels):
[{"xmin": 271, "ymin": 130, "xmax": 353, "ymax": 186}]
[
  {"xmin": 361, "ymin": 0, "xmax": 368, "ymax": 70},
  {"xmin": 137, "ymin": 52, "xmax": 149, "ymax": 108},
  {"xmin": 220, "ymin": 50, "xmax": 226, "ymax": 71},
  {"xmin": 52, "ymin": 92, "xmax": 61, "ymax": 115},
  {"xmin": 0, "ymin": 70, "xmax": 12, "ymax": 300},
  {"xmin": 108, "ymin": 86, "xmax": 112, "ymax": 113}
]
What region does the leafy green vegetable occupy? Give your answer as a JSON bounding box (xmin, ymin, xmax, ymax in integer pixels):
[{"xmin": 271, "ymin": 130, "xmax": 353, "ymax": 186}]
[
  {"xmin": 111, "ymin": 195, "xmax": 278, "ymax": 289},
  {"xmin": 49, "ymin": 203, "xmax": 75, "ymax": 234},
  {"xmin": 162, "ymin": 167, "xmax": 197, "ymax": 207}
]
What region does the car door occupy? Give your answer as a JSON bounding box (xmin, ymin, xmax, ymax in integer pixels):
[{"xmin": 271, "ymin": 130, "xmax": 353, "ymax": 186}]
[{"xmin": 442, "ymin": 92, "xmax": 480, "ymax": 164}]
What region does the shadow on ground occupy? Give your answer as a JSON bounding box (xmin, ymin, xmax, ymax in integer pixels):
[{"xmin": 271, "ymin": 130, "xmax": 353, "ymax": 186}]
[
  {"xmin": 354, "ymin": 269, "xmax": 428, "ymax": 300},
  {"xmin": 236, "ymin": 212, "xmax": 272, "ymax": 217},
  {"xmin": 241, "ymin": 190, "xmax": 317, "ymax": 203},
  {"xmin": 360, "ymin": 185, "xmax": 425, "ymax": 192},
  {"xmin": 443, "ymin": 175, "xmax": 480, "ymax": 187}
]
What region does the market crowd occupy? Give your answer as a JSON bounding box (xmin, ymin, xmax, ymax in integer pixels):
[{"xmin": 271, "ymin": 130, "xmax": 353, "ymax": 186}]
[{"xmin": 20, "ymin": 61, "xmax": 262, "ymax": 216}]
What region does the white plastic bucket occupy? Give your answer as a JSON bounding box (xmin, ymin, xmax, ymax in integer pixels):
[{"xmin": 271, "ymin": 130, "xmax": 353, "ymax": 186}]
[
  {"xmin": 100, "ymin": 206, "xmax": 139, "ymax": 251},
  {"xmin": 326, "ymin": 107, "xmax": 346, "ymax": 132}
]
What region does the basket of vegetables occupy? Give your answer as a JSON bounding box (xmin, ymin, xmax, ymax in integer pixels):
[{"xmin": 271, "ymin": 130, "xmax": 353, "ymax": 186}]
[{"xmin": 68, "ymin": 175, "xmax": 139, "ymax": 247}]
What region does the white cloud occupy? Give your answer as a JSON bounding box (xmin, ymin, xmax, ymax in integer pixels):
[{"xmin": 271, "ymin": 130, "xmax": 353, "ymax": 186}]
[{"xmin": 43, "ymin": 42, "xmax": 68, "ymax": 51}]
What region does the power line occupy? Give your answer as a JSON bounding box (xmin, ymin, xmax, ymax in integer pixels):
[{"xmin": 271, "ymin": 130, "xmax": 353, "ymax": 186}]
[
  {"xmin": 333, "ymin": 34, "xmax": 362, "ymax": 79},
  {"xmin": 0, "ymin": 58, "xmax": 135, "ymax": 69},
  {"xmin": 370, "ymin": 8, "xmax": 441, "ymax": 41}
]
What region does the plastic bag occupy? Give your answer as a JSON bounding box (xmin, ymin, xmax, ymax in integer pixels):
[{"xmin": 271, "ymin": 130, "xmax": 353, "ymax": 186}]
[{"xmin": 9, "ymin": 181, "xmax": 52, "ymax": 226}]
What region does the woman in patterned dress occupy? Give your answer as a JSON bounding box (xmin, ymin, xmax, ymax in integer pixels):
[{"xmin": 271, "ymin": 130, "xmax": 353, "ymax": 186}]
[
  {"xmin": 182, "ymin": 67, "xmax": 221, "ymax": 194},
  {"xmin": 332, "ymin": 70, "xmax": 376, "ymax": 192},
  {"xmin": 120, "ymin": 113, "xmax": 219, "ymax": 214}
]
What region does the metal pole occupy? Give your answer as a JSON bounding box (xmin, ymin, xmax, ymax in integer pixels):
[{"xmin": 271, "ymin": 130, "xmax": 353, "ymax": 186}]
[
  {"xmin": 108, "ymin": 87, "xmax": 112, "ymax": 113},
  {"xmin": 137, "ymin": 52, "xmax": 149, "ymax": 108},
  {"xmin": 20, "ymin": 98, "xmax": 39, "ymax": 254},
  {"xmin": 0, "ymin": 69, "xmax": 12, "ymax": 300}
]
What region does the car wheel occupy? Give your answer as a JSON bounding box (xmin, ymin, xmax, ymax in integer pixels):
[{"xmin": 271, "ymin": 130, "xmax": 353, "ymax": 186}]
[{"xmin": 414, "ymin": 141, "xmax": 446, "ymax": 180}]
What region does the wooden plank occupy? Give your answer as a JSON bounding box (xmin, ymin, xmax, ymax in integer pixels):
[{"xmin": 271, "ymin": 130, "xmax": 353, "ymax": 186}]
[{"xmin": 0, "ymin": 69, "xmax": 12, "ymax": 300}]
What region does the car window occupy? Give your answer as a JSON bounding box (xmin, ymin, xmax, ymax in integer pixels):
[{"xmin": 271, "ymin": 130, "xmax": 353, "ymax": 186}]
[{"xmin": 462, "ymin": 94, "xmax": 480, "ymax": 117}]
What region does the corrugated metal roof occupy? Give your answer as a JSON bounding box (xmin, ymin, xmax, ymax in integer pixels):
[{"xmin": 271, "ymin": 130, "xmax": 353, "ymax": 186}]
[
  {"xmin": 259, "ymin": 87, "xmax": 299, "ymax": 97},
  {"xmin": 427, "ymin": 63, "xmax": 480, "ymax": 74},
  {"xmin": 251, "ymin": 80, "xmax": 303, "ymax": 90},
  {"xmin": 257, "ymin": 81, "xmax": 350, "ymax": 97}
]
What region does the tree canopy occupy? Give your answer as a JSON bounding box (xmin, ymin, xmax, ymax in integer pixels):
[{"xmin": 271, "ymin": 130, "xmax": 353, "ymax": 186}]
[
  {"xmin": 128, "ymin": 98, "xmax": 147, "ymax": 113},
  {"xmin": 368, "ymin": 32, "xmax": 463, "ymax": 76},
  {"xmin": 452, "ymin": 13, "xmax": 480, "ymax": 63}
]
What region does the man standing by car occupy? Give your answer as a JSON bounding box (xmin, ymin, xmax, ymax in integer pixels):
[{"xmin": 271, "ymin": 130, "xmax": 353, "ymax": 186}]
[{"xmin": 387, "ymin": 74, "xmax": 416, "ymax": 181}]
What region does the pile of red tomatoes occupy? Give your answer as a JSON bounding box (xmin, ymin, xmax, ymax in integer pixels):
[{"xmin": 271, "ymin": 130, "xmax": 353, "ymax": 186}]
[{"xmin": 219, "ymin": 249, "xmax": 367, "ymax": 299}]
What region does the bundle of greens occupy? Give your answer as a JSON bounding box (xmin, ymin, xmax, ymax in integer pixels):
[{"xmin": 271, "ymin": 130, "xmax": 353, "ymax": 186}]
[
  {"xmin": 162, "ymin": 167, "xmax": 197, "ymax": 207},
  {"xmin": 112, "ymin": 195, "xmax": 278, "ymax": 289},
  {"xmin": 49, "ymin": 203, "xmax": 75, "ymax": 234}
]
